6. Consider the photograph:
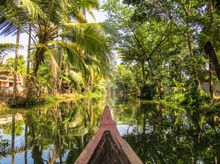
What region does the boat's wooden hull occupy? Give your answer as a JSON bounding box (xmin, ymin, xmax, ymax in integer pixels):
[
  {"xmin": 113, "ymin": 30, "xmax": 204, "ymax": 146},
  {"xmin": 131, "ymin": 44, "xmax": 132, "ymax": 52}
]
[{"xmin": 75, "ymin": 106, "xmax": 143, "ymax": 164}]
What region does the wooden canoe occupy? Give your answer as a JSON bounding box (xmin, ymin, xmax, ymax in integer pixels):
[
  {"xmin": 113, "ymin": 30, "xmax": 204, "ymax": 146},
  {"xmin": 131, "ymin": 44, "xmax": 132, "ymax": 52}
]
[{"xmin": 75, "ymin": 106, "xmax": 143, "ymax": 164}]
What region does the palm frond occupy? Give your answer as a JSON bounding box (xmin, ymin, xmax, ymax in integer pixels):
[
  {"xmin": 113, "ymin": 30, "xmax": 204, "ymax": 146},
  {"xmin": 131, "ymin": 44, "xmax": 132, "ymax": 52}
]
[
  {"xmin": 86, "ymin": 55, "xmax": 111, "ymax": 78},
  {"xmin": 81, "ymin": 0, "xmax": 99, "ymax": 20},
  {"xmin": 37, "ymin": 0, "xmax": 64, "ymax": 23},
  {"xmin": 0, "ymin": 1, "xmax": 26, "ymax": 36},
  {"xmin": 51, "ymin": 40, "xmax": 88, "ymax": 74},
  {"xmin": 62, "ymin": 23, "xmax": 110, "ymax": 62},
  {"xmin": 19, "ymin": 0, "xmax": 46, "ymax": 20},
  {"xmin": 0, "ymin": 43, "xmax": 16, "ymax": 52},
  {"xmin": 69, "ymin": 70, "xmax": 84, "ymax": 88}
]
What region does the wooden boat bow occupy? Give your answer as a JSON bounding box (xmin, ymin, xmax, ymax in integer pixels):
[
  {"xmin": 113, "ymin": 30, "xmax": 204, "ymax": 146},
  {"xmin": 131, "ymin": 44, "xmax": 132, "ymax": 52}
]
[{"xmin": 75, "ymin": 105, "xmax": 143, "ymax": 164}]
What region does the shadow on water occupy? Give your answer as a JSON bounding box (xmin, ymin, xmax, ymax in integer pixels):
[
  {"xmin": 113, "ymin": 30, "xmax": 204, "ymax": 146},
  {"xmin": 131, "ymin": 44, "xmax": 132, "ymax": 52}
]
[{"xmin": 0, "ymin": 97, "xmax": 220, "ymax": 163}]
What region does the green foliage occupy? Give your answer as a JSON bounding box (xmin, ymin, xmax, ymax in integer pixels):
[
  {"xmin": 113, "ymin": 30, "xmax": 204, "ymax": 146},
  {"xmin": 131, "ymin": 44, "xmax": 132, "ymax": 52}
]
[
  {"xmin": 0, "ymin": 43, "xmax": 15, "ymax": 54},
  {"xmin": 86, "ymin": 91, "xmax": 102, "ymax": 100},
  {"xmin": 41, "ymin": 94, "xmax": 57, "ymax": 103},
  {"xmin": 103, "ymin": 0, "xmax": 220, "ymax": 105},
  {"xmin": 164, "ymin": 93, "xmax": 185, "ymax": 104},
  {"xmin": 114, "ymin": 65, "xmax": 138, "ymax": 95},
  {"xmin": 0, "ymin": 0, "xmax": 112, "ymax": 105},
  {"xmin": 184, "ymin": 87, "xmax": 210, "ymax": 108},
  {"xmin": 4, "ymin": 55, "xmax": 26, "ymax": 74}
]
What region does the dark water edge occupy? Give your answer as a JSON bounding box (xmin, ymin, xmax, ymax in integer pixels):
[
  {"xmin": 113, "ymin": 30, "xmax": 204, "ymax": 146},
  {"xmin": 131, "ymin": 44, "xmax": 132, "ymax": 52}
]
[{"xmin": 0, "ymin": 98, "xmax": 220, "ymax": 164}]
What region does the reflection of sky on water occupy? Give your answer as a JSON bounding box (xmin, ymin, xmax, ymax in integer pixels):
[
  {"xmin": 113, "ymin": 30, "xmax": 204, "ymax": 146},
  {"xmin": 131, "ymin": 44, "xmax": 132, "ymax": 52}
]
[
  {"xmin": 0, "ymin": 151, "xmax": 33, "ymax": 164},
  {"xmin": 0, "ymin": 129, "xmax": 11, "ymax": 141},
  {"xmin": 0, "ymin": 125, "xmax": 25, "ymax": 152},
  {"xmin": 0, "ymin": 148, "xmax": 69, "ymax": 164},
  {"xmin": 117, "ymin": 124, "xmax": 138, "ymax": 135},
  {"xmin": 117, "ymin": 124, "xmax": 153, "ymax": 136},
  {"xmin": 0, "ymin": 126, "xmax": 25, "ymax": 153}
]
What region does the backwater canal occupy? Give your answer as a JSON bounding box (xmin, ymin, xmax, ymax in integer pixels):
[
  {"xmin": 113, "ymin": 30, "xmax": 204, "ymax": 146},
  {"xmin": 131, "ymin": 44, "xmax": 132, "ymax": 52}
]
[{"xmin": 0, "ymin": 97, "xmax": 220, "ymax": 163}]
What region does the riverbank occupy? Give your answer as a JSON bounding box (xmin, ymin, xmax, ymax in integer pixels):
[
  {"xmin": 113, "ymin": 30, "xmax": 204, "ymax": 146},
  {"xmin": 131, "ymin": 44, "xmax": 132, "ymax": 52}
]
[
  {"xmin": 0, "ymin": 91, "xmax": 104, "ymax": 111},
  {"xmin": 1, "ymin": 93, "xmax": 220, "ymax": 113},
  {"xmin": 0, "ymin": 93, "xmax": 82, "ymax": 111}
]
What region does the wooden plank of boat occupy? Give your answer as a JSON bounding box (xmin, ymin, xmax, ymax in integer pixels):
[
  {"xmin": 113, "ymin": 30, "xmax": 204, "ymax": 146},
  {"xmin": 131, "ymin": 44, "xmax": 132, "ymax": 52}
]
[{"xmin": 75, "ymin": 105, "xmax": 143, "ymax": 164}]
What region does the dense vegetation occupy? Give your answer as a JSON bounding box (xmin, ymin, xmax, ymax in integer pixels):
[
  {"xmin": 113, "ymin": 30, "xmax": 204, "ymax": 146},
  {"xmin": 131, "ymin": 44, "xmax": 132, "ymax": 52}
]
[
  {"xmin": 1, "ymin": 0, "xmax": 220, "ymax": 108},
  {"xmin": 0, "ymin": 0, "xmax": 111, "ymax": 106},
  {"xmin": 0, "ymin": 1, "xmax": 220, "ymax": 163},
  {"xmin": 102, "ymin": 0, "xmax": 220, "ymax": 108}
]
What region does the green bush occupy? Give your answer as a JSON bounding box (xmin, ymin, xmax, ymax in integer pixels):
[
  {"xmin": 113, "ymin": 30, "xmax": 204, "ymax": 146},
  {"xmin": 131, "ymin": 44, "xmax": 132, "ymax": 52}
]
[
  {"xmin": 164, "ymin": 93, "xmax": 185, "ymax": 104},
  {"xmin": 183, "ymin": 87, "xmax": 210, "ymax": 108}
]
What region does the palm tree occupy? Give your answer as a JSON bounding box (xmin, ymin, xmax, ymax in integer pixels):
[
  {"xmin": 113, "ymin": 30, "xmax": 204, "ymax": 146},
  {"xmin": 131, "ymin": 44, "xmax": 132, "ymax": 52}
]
[
  {"xmin": 0, "ymin": 0, "xmax": 45, "ymax": 102},
  {"xmin": 25, "ymin": 0, "xmax": 111, "ymax": 96},
  {"xmin": 12, "ymin": 27, "xmax": 20, "ymax": 101},
  {"xmin": 0, "ymin": 1, "xmax": 24, "ymax": 102},
  {"xmin": 1, "ymin": 0, "xmax": 111, "ymax": 100}
]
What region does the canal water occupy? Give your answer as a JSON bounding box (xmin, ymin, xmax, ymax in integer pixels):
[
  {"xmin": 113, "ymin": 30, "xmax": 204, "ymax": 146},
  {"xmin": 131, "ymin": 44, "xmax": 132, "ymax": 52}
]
[{"xmin": 0, "ymin": 98, "xmax": 219, "ymax": 163}]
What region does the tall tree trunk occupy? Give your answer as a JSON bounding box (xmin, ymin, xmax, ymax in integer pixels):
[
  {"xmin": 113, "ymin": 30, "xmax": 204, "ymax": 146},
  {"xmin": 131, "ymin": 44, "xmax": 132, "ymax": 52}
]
[
  {"xmin": 57, "ymin": 52, "xmax": 63, "ymax": 94},
  {"xmin": 88, "ymin": 69, "xmax": 94, "ymax": 91},
  {"xmin": 27, "ymin": 24, "xmax": 32, "ymax": 75},
  {"xmin": 26, "ymin": 24, "xmax": 32, "ymax": 101},
  {"xmin": 209, "ymin": 60, "xmax": 215, "ymax": 100},
  {"xmin": 13, "ymin": 27, "xmax": 20, "ymax": 101},
  {"xmin": 140, "ymin": 61, "xmax": 145, "ymax": 83},
  {"xmin": 204, "ymin": 1, "xmax": 220, "ymax": 81},
  {"xmin": 178, "ymin": 1, "xmax": 200, "ymax": 88},
  {"xmin": 33, "ymin": 48, "xmax": 44, "ymax": 77},
  {"xmin": 186, "ymin": 33, "xmax": 200, "ymax": 87},
  {"xmin": 204, "ymin": 41, "xmax": 220, "ymax": 81},
  {"xmin": 51, "ymin": 57, "xmax": 58, "ymax": 95},
  {"xmin": 58, "ymin": 36, "xmax": 64, "ymax": 93}
]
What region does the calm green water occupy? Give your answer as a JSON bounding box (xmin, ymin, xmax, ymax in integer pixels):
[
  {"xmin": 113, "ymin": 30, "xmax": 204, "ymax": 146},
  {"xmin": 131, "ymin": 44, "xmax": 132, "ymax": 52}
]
[{"xmin": 0, "ymin": 98, "xmax": 220, "ymax": 164}]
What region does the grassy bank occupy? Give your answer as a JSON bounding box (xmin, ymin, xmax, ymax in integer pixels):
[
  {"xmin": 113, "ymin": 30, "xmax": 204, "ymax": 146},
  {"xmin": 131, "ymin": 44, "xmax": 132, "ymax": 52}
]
[
  {"xmin": 0, "ymin": 93, "xmax": 80, "ymax": 111},
  {"xmin": 0, "ymin": 91, "xmax": 103, "ymax": 111}
]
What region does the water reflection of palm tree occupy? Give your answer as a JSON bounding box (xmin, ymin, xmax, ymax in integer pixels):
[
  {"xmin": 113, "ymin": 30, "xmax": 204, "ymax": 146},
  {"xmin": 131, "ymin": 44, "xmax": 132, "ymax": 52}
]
[
  {"xmin": 23, "ymin": 101, "xmax": 102, "ymax": 163},
  {"xmin": 65, "ymin": 100, "xmax": 102, "ymax": 163},
  {"xmin": 11, "ymin": 112, "xmax": 15, "ymax": 164},
  {"xmin": 24, "ymin": 122, "xmax": 28, "ymax": 164}
]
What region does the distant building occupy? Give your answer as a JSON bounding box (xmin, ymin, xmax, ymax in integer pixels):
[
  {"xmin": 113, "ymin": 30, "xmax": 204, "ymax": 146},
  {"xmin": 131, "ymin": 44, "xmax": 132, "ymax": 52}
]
[
  {"xmin": 0, "ymin": 75, "xmax": 22, "ymax": 88},
  {"xmin": 0, "ymin": 68, "xmax": 23, "ymax": 96}
]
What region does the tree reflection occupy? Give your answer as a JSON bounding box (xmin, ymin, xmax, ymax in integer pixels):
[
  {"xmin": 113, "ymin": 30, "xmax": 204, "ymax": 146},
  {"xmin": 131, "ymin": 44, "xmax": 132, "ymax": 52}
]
[
  {"xmin": 117, "ymin": 101, "xmax": 220, "ymax": 163},
  {"xmin": 24, "ymin": 99, "xmax": 102, "ymax": 163},
  {"xmin": 11, "ymin": 112, "xmax": 15, "ymax": 164},
  {"xmin": 1, "ymin": 99, "xmax": 218, "ymax": 163}
]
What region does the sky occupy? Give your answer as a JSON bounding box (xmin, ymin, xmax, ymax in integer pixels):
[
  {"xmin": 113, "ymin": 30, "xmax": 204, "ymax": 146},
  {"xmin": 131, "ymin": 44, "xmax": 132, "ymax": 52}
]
[{"xmin": 0, "ymin": 0, "xmax": 107, "ymax": 59}]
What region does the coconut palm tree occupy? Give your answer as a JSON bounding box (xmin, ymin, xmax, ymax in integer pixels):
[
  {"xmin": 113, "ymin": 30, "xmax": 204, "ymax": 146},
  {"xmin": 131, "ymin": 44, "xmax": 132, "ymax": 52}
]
[
  {"xmin": 0, "ymin": 0, "xmax": 45, "ymax": 102},
  {"xmin": 1, "ymin": 0, "xmax": 111, "ymax": 100},
  {"xmin": 26, "ymin": 0, "xmax": 111, "ymax": 97},
  {"xmin": 0, "ymin": 1, "xmax": 24, "ymax": 102}
]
